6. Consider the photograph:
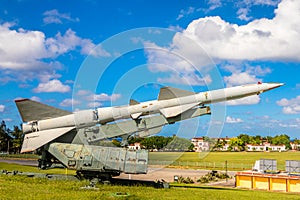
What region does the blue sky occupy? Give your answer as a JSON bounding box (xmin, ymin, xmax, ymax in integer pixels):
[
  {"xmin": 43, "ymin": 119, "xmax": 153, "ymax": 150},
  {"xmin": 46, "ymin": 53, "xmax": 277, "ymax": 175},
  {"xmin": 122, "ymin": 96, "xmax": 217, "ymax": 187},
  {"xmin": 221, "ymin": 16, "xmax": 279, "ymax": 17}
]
[{"xmin": 0, "ymin": 0, "xmax": 300, "ymax": 139}]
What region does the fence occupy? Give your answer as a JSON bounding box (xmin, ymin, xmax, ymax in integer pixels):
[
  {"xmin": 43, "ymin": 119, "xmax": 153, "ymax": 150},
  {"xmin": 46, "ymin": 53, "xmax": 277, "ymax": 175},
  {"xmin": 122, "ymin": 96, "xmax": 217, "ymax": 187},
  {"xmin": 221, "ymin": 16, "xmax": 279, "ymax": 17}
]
[{"xmin": 149, "ymin": 160, "xmax": 254, "ymax": 171}]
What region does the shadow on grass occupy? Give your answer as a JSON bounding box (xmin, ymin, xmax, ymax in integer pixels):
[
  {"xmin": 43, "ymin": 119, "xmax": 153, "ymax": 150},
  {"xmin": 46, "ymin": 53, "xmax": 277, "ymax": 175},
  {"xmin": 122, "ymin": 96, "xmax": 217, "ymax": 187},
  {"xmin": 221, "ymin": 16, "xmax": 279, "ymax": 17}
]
[
  {"xmin": 111, "ymin": 178, "xmax": 169, "ymax": 188},
  {"xmin": 170, "ymin": 184, "xmax": 240, "ymax": 191}
]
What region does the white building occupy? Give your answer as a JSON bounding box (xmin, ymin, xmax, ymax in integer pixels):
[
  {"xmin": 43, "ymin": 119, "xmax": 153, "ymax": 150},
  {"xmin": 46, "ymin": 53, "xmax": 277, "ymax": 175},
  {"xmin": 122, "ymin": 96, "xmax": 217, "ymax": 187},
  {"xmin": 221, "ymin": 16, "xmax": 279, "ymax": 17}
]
[
  {"xmin": 246, "ymin": 143, "xmax": 286, "ymax": 152},
  {"xmin": 128, "ymin": 142, "xmax": 141, "ymax": 150},
  {"xmin": 290, "ymin": 142, "xmax": 300, "ymax": 150},
  {"xmin": 191, "ymin": 137, "xmax": 210, "ymax": 152}
]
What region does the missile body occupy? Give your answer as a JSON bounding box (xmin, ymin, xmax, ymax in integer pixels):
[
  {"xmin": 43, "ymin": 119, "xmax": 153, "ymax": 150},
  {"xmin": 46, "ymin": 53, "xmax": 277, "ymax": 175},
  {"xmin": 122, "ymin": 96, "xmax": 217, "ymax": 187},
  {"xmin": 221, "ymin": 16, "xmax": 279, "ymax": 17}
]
[
  {"xmin": 20, "ymin": 82, "xmax": 283, "ymax": 134},
  {"xmin": 97, "ymin": 82, "xmax": 282, "ymax": 122}
]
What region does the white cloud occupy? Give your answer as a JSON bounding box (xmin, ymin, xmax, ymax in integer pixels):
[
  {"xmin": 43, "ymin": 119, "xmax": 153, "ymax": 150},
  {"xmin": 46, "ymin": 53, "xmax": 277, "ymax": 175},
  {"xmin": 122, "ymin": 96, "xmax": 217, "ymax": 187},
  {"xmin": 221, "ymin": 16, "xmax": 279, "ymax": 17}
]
[
  {"xmin": 226, "ymin": 95, "xmax": 260, "ymax": 105},
  {"xmin": 279, "ymin": 123, "xmax": 299, "ymax": 128},
  {"xmin": 224, "ymin": 72, "xmax": 260, "ymax": 87},
  {"xmin": 157, "ymin": 74, "xmax": 211, "ymax": 86},
  {"xmin": 0, "ymin": 23, "xmax": 109, "ymax": 84},
  {"xmin": 87, "ymin": 102, "xmax": 102, "ymax": 108},
  {"xmin": 65, "ymin": 80, "xmax": 74, "ymax": 84},
  {"xmin": 145, "ymin": 37, "xmax": 213, "ymax": 86},
  {"xmin": 277, "ymin": 118, "xmax": 300, "ymax": 128},
  {"xmin": 222, "ymin": 64, "xmax": 271, "ymax": 87},
  {"xmin": 30, "ymin": 96, "xmax": 41, "ymax": 102},
  {"xmin": 172, "ymin": 0, "xmax": 300, "ymax": 61},
  {"xmin": 43, "ymin": 9, "xmax": 80, "ymax": 25},
  {"xmin": 236, "ymin": 0, "xmax": 280, "ymax": 21},
  {"xmin": 207, "ymin": 0, "xmax": 222, "ymax": 11},
  {"xmin": 226, "ymin": 116, "xmax": 243, "ymax": 123},
  {"xmin": 277, "ymin": 96, "xmax": 300, "ymax": 114},
  {"xmin": 92, "ymin": 93, "xmax": 121, "ymax": 102},
  {"xmin": 145, "ymin": 1, "xmax": 292, "ymax": 86},
  {"xmin": 75, "ymin": 90, "xmax": 121, "ymax": 107},
  {"xmin": 168, "ymin": 25, "xmax": 184, "ymax": 32},
  {"xmin": 0, "ymin": 23, "xmax": 48, "ymax": 70},
  {"xmin": 59, "ymin": 98, "xmax": 81, "ymax": 107},
  {"xmin": 46, "ymin": 29, "xmax": 110, "ymax": 57},
  {"xmin": 33, "ymin": 79, "xmax": 71, "ymax": 93},
  {"xmin": 237, "ymin": 8, "xmax": 252, "ymax": 21},
  {"xmin": 176, "ymin": 7, "xmax": 195, "ymax": 20},
  {"xmin": 242, "ymin": 0, "xmax": 280, "ymax": 7},
  {"xmin": 0, "ymin": 104, "xmax": 5, "ymax": 112},
  {"xmin": 76, "ymin": 89, "xmax": 91, "ymax": 96}
]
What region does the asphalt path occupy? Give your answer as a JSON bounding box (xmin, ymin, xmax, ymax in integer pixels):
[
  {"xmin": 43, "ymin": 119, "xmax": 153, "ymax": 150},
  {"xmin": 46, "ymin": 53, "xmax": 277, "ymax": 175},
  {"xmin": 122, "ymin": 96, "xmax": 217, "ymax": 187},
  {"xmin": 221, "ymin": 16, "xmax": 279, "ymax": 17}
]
[
  {"xmin": 0, "ymin": 158, "xmax": 38, "ymax": 166},
  {"xmin": 119, "ymin": 166, "xmax": 236, "ymax": 183}
]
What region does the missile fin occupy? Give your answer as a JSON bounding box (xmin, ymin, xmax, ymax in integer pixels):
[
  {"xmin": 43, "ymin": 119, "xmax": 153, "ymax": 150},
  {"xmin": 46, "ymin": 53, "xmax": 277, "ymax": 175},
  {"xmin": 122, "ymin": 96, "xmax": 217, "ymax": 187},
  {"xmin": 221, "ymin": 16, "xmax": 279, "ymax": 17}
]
[
  {"xmin": 20, "ymin": 127, "xmax": 75, "ymax": 153},
  {"xmin": 15, "ymin": 99, "xmax": 71, "ymax": 122},
  {"xmin": 130, "ymin": 99, "xmax": 140, "ymax": 105},
  {"xmin": 158, "ymin": 87, "xmax": 195, "ymax": 101},
  {"xmin": 159, "ymin": 103, "xmax": 198, "ymax": 118},
  {"xmin": 131, "ymin": 112, "xmax": 143, "ymax": 119}
]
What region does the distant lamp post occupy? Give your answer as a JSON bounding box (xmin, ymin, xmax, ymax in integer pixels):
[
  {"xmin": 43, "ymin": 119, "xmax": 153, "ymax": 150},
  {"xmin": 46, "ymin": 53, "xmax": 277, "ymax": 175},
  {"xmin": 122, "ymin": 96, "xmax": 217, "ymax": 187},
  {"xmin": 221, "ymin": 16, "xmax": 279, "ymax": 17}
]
[{"xmin": 174, "ymin": 175, "xmax": 179, "ymax": 182}]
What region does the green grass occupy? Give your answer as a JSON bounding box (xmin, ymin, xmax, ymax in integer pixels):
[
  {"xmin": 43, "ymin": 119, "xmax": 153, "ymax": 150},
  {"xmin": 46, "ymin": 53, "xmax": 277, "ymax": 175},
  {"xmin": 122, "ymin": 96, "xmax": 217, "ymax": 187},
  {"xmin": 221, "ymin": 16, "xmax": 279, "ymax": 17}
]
[
  {"xmin": 149, "ymin": 151, "xmax": 300, "ymax": 170},
  {"xmin": 1, "ymin": 160, "xmax": 299, "ymax": 199},
  {"xmin": 0, "ymin": 161, "xmax": 75, "ymax": 175},
  {"xmin": 0, "ymin": 153, "xmax": 39, "ymax": 159},
  {"xmin": 0, "ymin": 175, "xmax": 299, "ymax": 200}
]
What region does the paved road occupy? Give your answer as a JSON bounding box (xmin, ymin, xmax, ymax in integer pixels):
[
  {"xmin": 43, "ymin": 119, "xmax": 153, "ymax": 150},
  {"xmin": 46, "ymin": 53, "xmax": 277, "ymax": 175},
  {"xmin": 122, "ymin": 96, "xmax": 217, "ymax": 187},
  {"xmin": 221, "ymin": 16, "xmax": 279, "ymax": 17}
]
[
  {"xmin": 119, "ymin": 166, "xmax": 236, "ymax": 183},
  {"xmin": 0, "ymin": 158, "xmax": 38, "ymax": 166}
]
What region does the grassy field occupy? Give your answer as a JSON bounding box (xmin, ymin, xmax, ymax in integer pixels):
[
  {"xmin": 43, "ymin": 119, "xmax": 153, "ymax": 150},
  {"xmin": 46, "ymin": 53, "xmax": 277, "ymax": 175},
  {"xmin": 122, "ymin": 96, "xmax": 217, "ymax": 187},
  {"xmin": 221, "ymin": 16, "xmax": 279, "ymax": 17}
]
[
  {"xmin": 149, "ymin": 151, "xmax": 300, "ymax": 170},
  {"xmin": 1, "ymin": 159, "xmax": 300, "ymax": 199},
  {"xmin": 0, "ymin": 161, "xmax": 75, "ymax": 175},
  {"xmin": 0, "ymin": 175, "xmax": 300, "ymax": 200},
  {"xmin": 0, "ymin": 153, "xmax": 39, "ymax": 159}
]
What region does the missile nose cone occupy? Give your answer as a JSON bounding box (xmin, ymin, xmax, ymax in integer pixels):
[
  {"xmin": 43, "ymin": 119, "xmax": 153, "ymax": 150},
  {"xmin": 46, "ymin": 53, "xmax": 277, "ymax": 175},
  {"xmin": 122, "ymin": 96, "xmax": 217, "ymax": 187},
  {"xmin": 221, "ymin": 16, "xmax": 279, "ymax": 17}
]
[
  {"xmin": 262, "ymin": 82, "xmax": 284, "ymax": 92},
  {"xmin": 269, "ymin": 82, "xmax": 284, "ymax": 89}
]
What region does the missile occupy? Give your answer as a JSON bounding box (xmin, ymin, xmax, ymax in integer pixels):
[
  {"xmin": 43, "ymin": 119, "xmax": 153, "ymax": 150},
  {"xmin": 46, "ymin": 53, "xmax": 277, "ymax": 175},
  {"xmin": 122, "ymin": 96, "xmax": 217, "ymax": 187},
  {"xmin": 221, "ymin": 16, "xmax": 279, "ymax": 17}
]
[{"xmin": 15, "ymin": 82, "xmax": 283, "ymax": 153}]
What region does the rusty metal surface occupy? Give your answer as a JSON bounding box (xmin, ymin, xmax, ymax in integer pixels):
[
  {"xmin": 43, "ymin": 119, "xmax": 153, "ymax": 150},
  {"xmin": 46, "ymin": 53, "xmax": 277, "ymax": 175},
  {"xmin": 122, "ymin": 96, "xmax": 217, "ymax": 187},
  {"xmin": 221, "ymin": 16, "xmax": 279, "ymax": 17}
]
[{"xmin": 47, "ymin": 143, "xmax": 148, "ymax": 174}]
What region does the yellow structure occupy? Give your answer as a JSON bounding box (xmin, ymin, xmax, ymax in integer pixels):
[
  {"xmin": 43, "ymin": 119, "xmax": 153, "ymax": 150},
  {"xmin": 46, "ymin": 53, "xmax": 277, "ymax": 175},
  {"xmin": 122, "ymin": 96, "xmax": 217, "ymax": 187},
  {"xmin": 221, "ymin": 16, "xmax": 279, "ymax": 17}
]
[{"xmin": 236, "ymin": 171, "xmax": 300, "ymax": 193}]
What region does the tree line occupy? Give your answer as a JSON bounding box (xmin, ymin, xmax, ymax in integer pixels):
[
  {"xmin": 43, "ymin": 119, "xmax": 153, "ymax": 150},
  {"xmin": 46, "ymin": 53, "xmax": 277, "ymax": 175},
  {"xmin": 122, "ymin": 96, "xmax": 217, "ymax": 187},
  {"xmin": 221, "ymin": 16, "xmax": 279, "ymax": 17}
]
[
  {"xmin": 0, "ymin": 120, "xmax": 23, "ymax": 153},
  {"xmin": 127, "ymin": 133, "xmax": 300, "ymax": 152},
  {"xmin": 208, "ymin": 134, "xmax": 299, "ymax": 151},
  {"xmin": 128, "ymin": 135, "xmax": 194, "ymax": 152}
]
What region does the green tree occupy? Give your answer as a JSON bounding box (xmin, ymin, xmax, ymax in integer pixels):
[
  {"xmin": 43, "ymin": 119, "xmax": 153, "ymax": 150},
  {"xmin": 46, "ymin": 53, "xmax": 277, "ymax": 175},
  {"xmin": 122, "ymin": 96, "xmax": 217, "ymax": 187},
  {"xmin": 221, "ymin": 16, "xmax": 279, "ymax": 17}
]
[
  {"xmin": 271, "ymin": 134, "xmax": 291, "ymax": 149},
  {"xmin": 252, "ymin": 135, "xmax": 262, "ymax": 145},
  {"xmin": 164, "ymin": 136, "xmax": 192, "ymax": 151},
  {"xmin": 228, "ymin": 137, "xmax": 244, "ymax": 151},
  {"xmin": 213, "ymin": 138, "xmax": 227, "ymax": 151},
  {"xmin": 294, "ymin": 139, "xmax": 300, "ymax": 144},
  {"xmin": 11, "ymin": 125, "xmax": 23, "ymax": 153},
  {"xmin": 140, "ymin": 136, "xmax": 171, "ymax": 150},
  {"xmin": 128, "ymin": 136, "xmax": 143, "ymax": 145},
  {"xmin": 237, "ymin": 134, "xmax": 250, "ymax": 145},
  {"xmin": 188, "ymin": 143, "xmax": 195, "ymax": 152},
  {"xmin": 0, "ymin": 120, "xmax": 13, "ymax": 152},
  {"xmin": 112, "ymin": 139, "xmax": 121, "ymax": 147}
]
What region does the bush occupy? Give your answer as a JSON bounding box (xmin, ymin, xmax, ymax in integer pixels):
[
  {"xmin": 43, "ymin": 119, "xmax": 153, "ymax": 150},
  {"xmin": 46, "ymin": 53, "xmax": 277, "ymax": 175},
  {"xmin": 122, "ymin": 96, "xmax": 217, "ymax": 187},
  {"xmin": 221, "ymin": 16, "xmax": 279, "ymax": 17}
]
[
  {"xmin": 177, "ymin": 176, "xmax": 194, "ymax": 184},
  {"xmin": 183, "ymin": 177, "xmax": 194, "ymax": 184},
  {"xmin": 197, "ymin": 171, "xmax": 230, "ymax": 183}
]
